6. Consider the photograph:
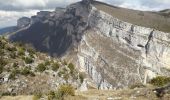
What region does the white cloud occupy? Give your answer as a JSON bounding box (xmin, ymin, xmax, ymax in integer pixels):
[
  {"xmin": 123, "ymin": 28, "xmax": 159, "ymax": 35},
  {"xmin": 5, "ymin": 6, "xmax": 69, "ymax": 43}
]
[
  {"xmin": 0, "ymin": 0, "xmax": 81, "ymax": 11},
  {"xmin": 0, "ymin": 10, "xmax": 38, "ymax": 28},
  {"xmin": 0, "ymin": 0, "xmax": 170, "ymax": 28}
]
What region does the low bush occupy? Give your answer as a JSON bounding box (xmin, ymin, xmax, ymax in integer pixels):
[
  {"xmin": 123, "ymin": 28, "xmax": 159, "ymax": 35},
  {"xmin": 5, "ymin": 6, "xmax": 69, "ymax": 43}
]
[
  {"xmin": 23, "ymin": 57, "xmax": 34, "ymax": 64},
  {"xmin": 9, "ymin": 53, "xmax": 17, "ymax": 59},
  {"xmin": 9, "ymin": 72, "xmax": 17, "ymax": 80},
  {"xmin": 0, "ymin": 49, "xmax": 4, "ymax": 56},
  {"xmin": 0, "ymin": 65, "xmax": 4, "ymax": 74},
  {"xmin": 12, "ymin": 62, "xmax": 18, "ymax": 68},
  {"xmin": 45, "ymin": 60, "xmax": 51, "ymax": 66},
  {"xmin": 52, "ymin": 62, "xmax": 60, "ymax": 71},
  {"xmin": 0, "ymin": 58, "xmax": 7, "ymax": 66},
  {"xmin": 36, "ymin": 63, "xmax": 46, "ymax": 72},
  {"xmin": 18, "ymin": 48, "xmax": 25, "ymax": 56},
  {"xmin": 129, "ymin": 83, "xmax": 145, "ymax": 89},
  {"xmin": 58, "ymin": 84, "xmax": 75, "ymax": 96},
  {"xmin": 6, "ymin": 46, "xmax": 16, "ymax": 52},
  {"xmin": 150, "ymin": 76, "xmax": 170, "ymax": 87},
  {"xmin": 68, "ymin": 63, "xmax": 74, "ymax": 71},
  {"xmin": 55, "ymin": 84, "xmax": 75, "ymax": 99},
  {"xmin": 47, "ymin": 91, "xmax": 55, "ymax": 100},
  {"xmin": 79, "ymin": 73, "xmax": 85, "ymax": 83},
  {"xmin": 21, "ymin": 67, "xmax": 31, "ymax": 76}
]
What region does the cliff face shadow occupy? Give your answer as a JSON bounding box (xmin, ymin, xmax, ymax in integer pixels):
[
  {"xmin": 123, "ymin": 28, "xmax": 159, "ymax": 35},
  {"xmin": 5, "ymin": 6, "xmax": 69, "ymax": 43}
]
[{"xmin": 10, "ymin": 22, "xmax": 73, "ymax": 57}]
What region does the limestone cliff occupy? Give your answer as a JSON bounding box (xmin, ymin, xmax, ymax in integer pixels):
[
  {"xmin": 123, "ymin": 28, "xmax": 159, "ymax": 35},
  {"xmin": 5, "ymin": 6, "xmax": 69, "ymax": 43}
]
[{"xmin": 10, "ymin": 0, "xmax": 170, "ymax": 89}]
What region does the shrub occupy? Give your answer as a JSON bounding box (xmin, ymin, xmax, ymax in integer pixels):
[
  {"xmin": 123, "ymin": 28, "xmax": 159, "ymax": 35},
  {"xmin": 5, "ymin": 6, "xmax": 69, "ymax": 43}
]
[
  {"xmin": 12, "ymin": 62, "xmax": 18, "ymax": 68},
  {"xmin": 51, "ymin": 62, "xmax": 60, "ymax": 71},
  {"xmin": 0, "ymin": 40, "xmax": 5, "ymax": 49},
  {"xmin": 0, "ymin": 58, "xmax": 7, "ymax": 66},
  {"xmin": 0, "ymin": 49, "xmax": 4, "ymax": 56},
  {"xmin": 129, "ymin": 83, "xmax": 145, "ymax": 89},
  {"xmin": 68, "ymin": 63, "xmax": 75, "ymax": 74},
  {"xmin": 63, "ymin": 74, "xmax": 69, "ymax": 82},
  {"xmin": 27, "ymin": 48, "xmax": 36, "ymax": 55},
  {"xmin": 21, "ymin": 67, "xmax": 31, "ymax": 76},
  {"xmin": 47, "ymin": 91, "xmax": 55, "ymax": 100},
  {"xmin": 36, "ymin": 63, "xmax": 46, "ymax": 72},
  {"xmin": 18, "ymin": 47, "xmax": 25, "ymax": 56},
  {"xmin": 23, "ymin": 57, "xmax": 34, "ymax": 64},
  {"xmin": 56, "ymin": 84, "xmax": 75, "ymax": 99},
  {"xmin": 1, "ymin": 92, "xmax": 11, "ymax": 96},
  {"xmin": 150, "ymin": 76, "xmax": 170, "ymax": 87},
  {"xmin": 79, "ymin": 73, "xmax": 85, "ymax": 83},
  {"xmin": 6, "ymin": 46, "xmax": 16, "ymax": 52},
  {"xmin": 10, "ymin": 53, "xmax": 17, "ymax": 59},
  {"xmin": 0, "ymin": 65, "xmax": 4, "ymax": 74},
  {"xmin": 9, "ymin": 71, "xmax": 17, "ymax": 80},
  {"xmin": 45, "ymin": 60, "xmax": 51, "ymax": 66}
]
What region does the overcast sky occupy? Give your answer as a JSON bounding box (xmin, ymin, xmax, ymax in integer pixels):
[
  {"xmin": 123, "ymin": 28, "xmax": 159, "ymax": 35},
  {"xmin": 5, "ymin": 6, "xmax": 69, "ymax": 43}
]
[{"xmin": 0, "ymin": 0, "xmax": 170, "ymax": 29}]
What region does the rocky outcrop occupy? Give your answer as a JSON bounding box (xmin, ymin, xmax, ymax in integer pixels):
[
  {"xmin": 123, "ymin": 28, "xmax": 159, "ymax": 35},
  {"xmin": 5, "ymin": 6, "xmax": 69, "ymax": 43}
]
[
  {"xmin": 10, "ymin": 0, "xmax": 170, "ymax": 89},
  {"xmin": 77, "ymin": 6, "xmax": 170, "ymax": 89},
  {"xmin": 17, "ymin": 17, "xmax": 31, "ymax": 28}
]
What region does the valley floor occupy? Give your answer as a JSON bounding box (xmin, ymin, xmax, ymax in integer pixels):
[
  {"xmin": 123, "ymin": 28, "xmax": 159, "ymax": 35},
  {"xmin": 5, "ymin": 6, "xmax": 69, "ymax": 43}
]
[{"xmin": 1, "ymin": 87, "xmax": 170, "ymax": 100}]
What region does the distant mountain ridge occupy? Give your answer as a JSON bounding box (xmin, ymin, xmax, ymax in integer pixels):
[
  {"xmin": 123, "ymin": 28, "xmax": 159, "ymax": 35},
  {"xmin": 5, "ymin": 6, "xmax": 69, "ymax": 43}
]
[{"xmin": 0, "ymin": 26, "xmax": 17, "ymax": 35}]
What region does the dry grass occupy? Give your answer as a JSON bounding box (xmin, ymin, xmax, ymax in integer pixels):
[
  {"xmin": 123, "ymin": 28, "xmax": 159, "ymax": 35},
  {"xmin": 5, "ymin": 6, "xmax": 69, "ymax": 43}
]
[
  {"xmin": 1, "ymin": 87, "xmax": 170, "ymax": 100},
  {"xmin": 0, "ymin": 96, "xmax": 33, "ymax": 100}
]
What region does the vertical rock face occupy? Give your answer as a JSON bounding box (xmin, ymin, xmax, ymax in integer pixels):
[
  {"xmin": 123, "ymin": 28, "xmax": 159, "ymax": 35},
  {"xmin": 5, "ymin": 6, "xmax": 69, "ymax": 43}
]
[
  {"xmin": 11, "ymin": 1, "xmax": 170, "ymax": 89},
  {"xmin": 77, "ymin": 6, "xmax": 170, "ymax": 89}
]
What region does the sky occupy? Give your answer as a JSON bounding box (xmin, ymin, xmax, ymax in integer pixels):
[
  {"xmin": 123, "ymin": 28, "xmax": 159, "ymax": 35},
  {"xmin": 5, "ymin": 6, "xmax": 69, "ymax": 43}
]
[{"xmin": 0, "ymin": 0, "xmax": 170, "ymax": 29}]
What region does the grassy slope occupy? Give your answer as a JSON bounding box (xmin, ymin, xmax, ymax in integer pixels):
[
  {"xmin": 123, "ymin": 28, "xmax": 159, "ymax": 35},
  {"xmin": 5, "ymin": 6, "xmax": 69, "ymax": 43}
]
[{"xmin": 93, "ymin": 1, "xmax": 170, "ymax": 33}]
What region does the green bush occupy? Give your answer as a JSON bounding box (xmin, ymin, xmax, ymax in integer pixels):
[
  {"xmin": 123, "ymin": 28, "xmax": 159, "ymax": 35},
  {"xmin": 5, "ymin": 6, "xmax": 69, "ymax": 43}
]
[
  {"xmin": 63, "ymin": 74, "xmax": 69, "ymax": 82},
  {"xmin": 58, "ymin": 84, "xmax": 75, "ymax": 96},
  {"xmin": 0, "ymin": 58, "xmax": 7, "ymax": 66},
  {"xmin": 27, "ymin": 48, "xmax": 36, "ymax": 55},
  {"xmin": 129, "ymin": 83, "xmax": 145, "ymax": 89},
  {"xmin": 52, "ymin": 62, "xmax": 60, "ymax": 71},
  {"xmin": 68, "ymin": 63, "xmax": 75, "ymax": 74},
  {"xmin": 23, "ymin": 57, "xmax": 34, "ymax": 64},
  {"xmin": 45, "ymin": 60, "xmax": 51, "ymax": 66},
  {"xmin": 0, "ymin": 40, "xmax": 5, "ymax": 49},
  {"xmin": 47, "ymin": 91, "xmax": 55, "ymax": 100},
  {"xmin": 150, "ymin": 76, "xmax": 170, "ymax": 87},
  {"xmin": 79, "ymin": 73, "xmax": 85, "ymax": 83},
  {"xmin": 6, "ymin": 46, "xmax": 16, "ymax": 52},
  {"xmin": 0, "ymin": 49, "xmax": 4, "ymax": 56},
  {"xmin": 36, "ymin": 63, "xmax": 46, "ymax": 72},
  {"xmin": 0, "ymin": 65, "xmax": 4, "ymax": 74},
  {"xmin": 10, "ymin": 53, "xmax": 17, "ymax": 59},
  {"xmin": 12, "ymin": 63, "xmax": 18, "ymax": 68},
  {"xmin": 9, "ymin": 70, "xmax": 17, "ymax": 80},
  {"xmin": 21, "ymin": 67, "xmax": 31, "ymax": 76},
  {"xmin": 18, "ymin": 47, "xmax": 25, "ymax": 56}
]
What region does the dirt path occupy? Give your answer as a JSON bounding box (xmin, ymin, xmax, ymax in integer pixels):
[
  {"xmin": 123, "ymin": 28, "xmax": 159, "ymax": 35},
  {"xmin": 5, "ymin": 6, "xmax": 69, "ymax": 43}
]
[{"xmin": 0, "ymin": 96, "xmax": 33, "ymax": 100}]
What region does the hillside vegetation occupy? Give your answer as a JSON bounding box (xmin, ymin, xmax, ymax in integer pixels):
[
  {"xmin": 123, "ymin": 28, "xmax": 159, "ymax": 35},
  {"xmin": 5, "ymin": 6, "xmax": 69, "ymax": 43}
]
[{"xmin": 0, "ymin": 36, "xmax": 83, "ymax": 98}]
